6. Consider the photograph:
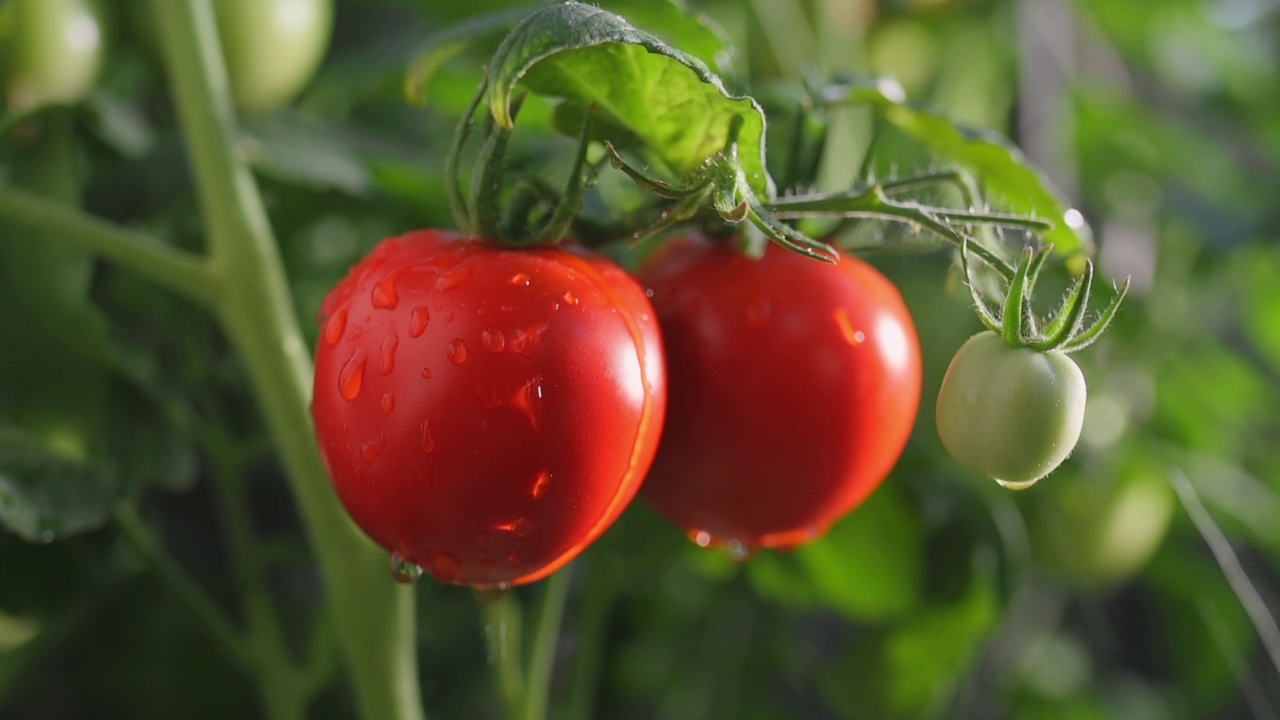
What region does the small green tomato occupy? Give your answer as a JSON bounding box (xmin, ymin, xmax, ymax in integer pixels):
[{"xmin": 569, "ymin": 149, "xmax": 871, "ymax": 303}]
[
  {"xmin": 213, "ymin": 0, "xmax": 333, "ymax": 115},
  {"xmin": 935, "ymin": 331, "xmax": 1086, "ymax": 489},
  {"xmin": 0, "ymin": 0, "xmax": 105, "ymax": 112}
]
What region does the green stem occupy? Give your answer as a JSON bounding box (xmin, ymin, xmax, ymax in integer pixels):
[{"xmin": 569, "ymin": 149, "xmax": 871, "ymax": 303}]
[
  {"xmin": 149, "ymin": 2, "xmax": 423, "ymax": 719},
  {"xmin": 0, "ymin": 188, "xmax": 217, "ymax": 305},
  {"xmin": 564, "ymin": 556, "xmax": 617, "ymax": 720},
  {"xmin": 113, "ymin": 506, "xmax": 252, "ymax": 671},
  {"xmin": 480, "ymin": 591, "xmax": 526, "ymax": 720},
  {"xmin": 523, "ymin": 569, "xmax": 572, "ymax": 720}
]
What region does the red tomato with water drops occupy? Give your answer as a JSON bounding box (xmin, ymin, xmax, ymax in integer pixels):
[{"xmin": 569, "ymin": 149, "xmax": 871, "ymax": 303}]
[
  {"xmin": 311, "ymin": 230, "xmax": 666, "ymax": 588},
  {"xmin": 638, "ymin": 234, "xmax": 921, "ymax": 554}
]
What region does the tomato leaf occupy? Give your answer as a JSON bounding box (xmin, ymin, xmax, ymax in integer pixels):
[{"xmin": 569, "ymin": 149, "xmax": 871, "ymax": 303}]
[
  {"xmin": 593, "ymin": 0, "xmax": 735, "ymax": 77},
  {"xmin": 820, "ymin": 77, "xmax": 1093, "ymax": 257},
  {"xmin": 486, "ymin": 1, "xmax": 773, "ymax": 198},
  {"xmin": 0, "ymin": 426, "xmax": 120, "ymax": 543}
]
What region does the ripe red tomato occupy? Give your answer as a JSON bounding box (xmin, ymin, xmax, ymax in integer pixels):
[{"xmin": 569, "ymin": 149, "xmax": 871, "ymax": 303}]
[
  {"xmin": 638, "ymin": 234, "xmax": 921, "ymax": 552},
  {"xmin": 311, "ymin": 230, "xmax": 666, "ymax": 588}
]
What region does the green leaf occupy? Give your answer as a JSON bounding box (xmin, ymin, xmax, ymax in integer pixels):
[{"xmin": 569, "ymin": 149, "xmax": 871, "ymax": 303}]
[
  {"xmin": 0, "ymin": 426, "xmax": 120, "ymax": 543},
  {"xmin": 593, "ymin": 0, "xmax": 735, "ymax": 77},
  {"xmin": 486, "ymin": 2, "xmax": 773, "ymax": 198},
  {"xmin": 821, "ymin": 78, "xmax": 1093, "ymax": 257}
]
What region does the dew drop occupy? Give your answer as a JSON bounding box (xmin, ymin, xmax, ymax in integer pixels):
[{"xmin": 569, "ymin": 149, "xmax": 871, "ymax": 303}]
[
  {"xmin": 443, "ymin": 311, "xmax": 455, "ymax": 324},
  {"xmin": 420, "ymin": 367, "xmax": 433, "ymax": 379},
  {"xmin": 390, "ymin": 552, "xmax": 423, "ymax": 584},
  {"xmin": 726, "ymin": 539, "xmax": 753, "ymax": 563},
  {"xmin": 381, "ymin": 393, "xmax": 395, "ymax": 415},
  {"xmin": 447, "ymin": 338, "xmax": 468, "ymax": 365},
  {"xmin": 509, "ymin": 320, "xmax": 549, "ymax": 357},
  {"xmin": 436, "ymin": 266, "xmax": 473, "ymax": 291},
  {"xmin": 378, "ymin": 334, "xmax": 399, "ymax": 374},
  {"xmin": 531, "ymin": 469, "xmax": 551, "ymax": 499},
  {"xmin": 510, "ymin": 376, "xmax": 544, "ymax": 430},
  {"xmin": 420, "ymin": 419, "xmax": 435, "ymax": 454},
  {"xmin": 644, "ymin": 288, "xmax": 655, "ymax": 298},
  {"xmin": 431, "ymin": 553, "xmax": 461, "ymax": 583},
  {"xmin": 371, "ymin": 271, "xmax": 401, "ymax": 309},
  {"xmin": 690, "ymin": 530, "xmax": 712, "ymax": 548},
  {"xmin": 745, "ymin": 297, "xmax": 772, "ymax": 328},
  {"xmin": 509, "ymin": 272, "xmax": 531, "ymax": 287},
  {"xmin": 561, "ymin": 291, "xmax": 579, "ymax": 306},
  {"xmin": 361, "ymin": 434, "xmax": 386, "ymax": 463},
  {"xmin": 338, "ymin": 348, "xmax": 366, "ymax": 400},
  {"xmin": 833, "ymin": 307, "xmax": 863, "ymax": 346},
  {"xmin": 409, "ymin": 306, "xmax": 431, "ymax": 337},
  {"xmin": 500, "ymin": 304, "xmax": 515, "ymax": 313},
  {"xmin": 481, "ymin": 328, "xmax": 506, "ymax": 353},
  {"xmin": 323, "ymin": 307, "xmax": 348, "ymax": 346},
  {"xmin": 495, "ymin": 517, "xmax": 532, "ymax": 537}
]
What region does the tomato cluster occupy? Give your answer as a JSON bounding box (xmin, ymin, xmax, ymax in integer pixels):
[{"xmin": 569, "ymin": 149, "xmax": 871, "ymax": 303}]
[{"xmin": 311, "ymin": 231, "xmax": 923, "ymax": 586}]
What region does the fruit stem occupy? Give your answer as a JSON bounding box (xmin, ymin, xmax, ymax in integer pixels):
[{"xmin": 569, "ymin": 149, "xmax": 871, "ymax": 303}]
[
  {"xmin": 524, "ymin": 568, "xmax": 573, "ymax": 720},
  {"xmin": 479, "ymin": 590, "xmax": 527, "ymax": 720},
  {"xmin": 149, "ymin": 2, "xmax": 424, "ymax": 719}
]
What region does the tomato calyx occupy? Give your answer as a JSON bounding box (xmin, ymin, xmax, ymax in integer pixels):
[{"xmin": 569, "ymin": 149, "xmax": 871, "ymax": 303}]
[{"xmin": 960, "ymin": 238, "xmax": 1130, "ymax": 354}]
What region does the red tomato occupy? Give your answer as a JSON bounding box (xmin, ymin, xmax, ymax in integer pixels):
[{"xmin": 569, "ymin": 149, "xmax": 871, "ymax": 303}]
[
  {"xmin": 638, "ymin": 234, "xmax": 921, "ymax": 551},
  {"xmin": 311, "ymin": 230, "xmax": 666, "ymax": 588}
]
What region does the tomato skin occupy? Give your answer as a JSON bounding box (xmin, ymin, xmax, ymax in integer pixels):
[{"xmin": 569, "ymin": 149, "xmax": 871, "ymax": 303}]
[
  {"xmin": 0, "ymin": 0, "xmax": 104, "ymax": 112},
  {"xmin": 214, "ymin": 0, "xmax": 332, "ymax": 115},
  {"xmin": 311, "ymin": 230, "xmax": 666, "ymax": 588},
  {"xmin": 638, "ymin": 235, "xmax": 922, "ymax": 550},
  {"xmin": 936, "ymin": 331, "xmax": 1086, "ymax": 488}
]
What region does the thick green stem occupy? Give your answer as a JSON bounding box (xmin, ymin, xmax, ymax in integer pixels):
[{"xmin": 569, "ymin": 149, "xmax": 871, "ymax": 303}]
[
  {"xmin": 0, "ymin": 188, "xmax": 217, "ymax": 304},
  {"xmin": 523, "ymin": 569, "xmax": 572, "ymax": 720},
  {"xmin": 148, "ymin": 2, "xmax": 423, "ymax": 719}
]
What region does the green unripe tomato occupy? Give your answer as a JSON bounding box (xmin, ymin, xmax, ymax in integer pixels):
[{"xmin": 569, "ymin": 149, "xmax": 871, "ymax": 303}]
[
  {"xmin": 213, "ymin": 0, "xmax": 332, "ymax": 115},
  {"xmin": 936, "ymin": 331, "xmax": 1086, "ymax": 488},
  {"xmin": 0, "ymin": 0, "xmax": 104, "ymax": 112}
]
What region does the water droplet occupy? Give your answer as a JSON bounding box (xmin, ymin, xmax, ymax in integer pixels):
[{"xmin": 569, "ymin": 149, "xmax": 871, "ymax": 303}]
[
  {"xmin": 436, "ymin": 266, "xmax": 473, "ymax": 291},
  {"xmin": 371, "ymin": 271, "xmax": 401, "ymax": 309},
  {"xmin": 409, "ymin": 306, "xmax": 431, "ymax": 337},
  {"xmin": 690, "ymin": 530, "xmax": 712, "ymax": 547},
  {"xmin": 509, "ymin": 321, "xmax": 549, "ymax": 357},
  {"xmin": 323, "ymin": 308, "xmax": 348, "ymax": 346},
  {"xmin": 420, "ymin": 367, "xmax": 433, "ymax": 379},
  {"xmin": 510, "ymin": 272, "xmax": 531, "ymax": 287},
  {"xmin": 995, "ymin": 477, "xmax": 1040, "ymax": 491},
  {"xmin": 390, "ymin": 552, "xmax": 422, "ymax": 584},
  {"xmin": 644, "ymin": 288, "xmax": 655, "ymax": 298},
  {"xmin": 481, "ymin": 328, "xmax": 506, "ymax": 353},
  {"xmin": 378, "ymin": 334, "xmax": 399, "ymax": 375},
  {"xmin": 338, "ymin": 349, "xmax": 367, "ymax": 400},
  {"xmin": 443, "ymin": 311, "xmax": 455, "ymax": 324},
  {"xmin": 361, "ymin": 434, "xmax": 386, "ymax": 463},
  {"xmin": 745, "ymin": 297, "xmax": 772, "ymax": 328},
  {"xmin": 500, "ymin": 304, "xmax": 515, "ymax": 313},
  {"xmin": 531, "ymin": 469, "xmax": 551, "ymax": 499},
  {"xmin": 561, "ymin": 291, "xmax": 579, "ymax": 306},
  {"xmin": 495, "ymin": 518, "xmax": 532, "ymax": 537},
  {"xmin": 833, "ymin": 307, "xmax": 863, "ymax": 346},
  {"xmin": 447, "ymin": 338, "xmax": 468, "ymax": 365},
  {"xmin": 381, "ymin": 393, "xmax": 395, "ymax": 415},
  {"xmin": 431, "ymin": 553, "xmax": 461, "ymax": 582},
  {"xmin": 420, "ymin": 419, "xmax": 435, "ymax": 454},
  {"xmin": 726, "ymin": 539, "xmax": 753, "ymax": 563},
  {"xmin": 510, "ymin": 376, "xmax": 544, "ymax": 430}
]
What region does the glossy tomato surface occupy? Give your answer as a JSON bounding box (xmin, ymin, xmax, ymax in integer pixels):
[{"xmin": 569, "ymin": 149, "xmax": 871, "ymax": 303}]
[
  {"xmin": 214, "ymin": 0, "xmax": 332, "ymax": 114},
  {"xmin": 639, "ymin": 235, "xmax": 921, "ymax": 550},
  {"xmin": 311, "ymin": 231, "xmax": 666, "ymax": 588},
  {"xmin": 0, "ymin": 0, "xmax": 104, "ymax": 112}
]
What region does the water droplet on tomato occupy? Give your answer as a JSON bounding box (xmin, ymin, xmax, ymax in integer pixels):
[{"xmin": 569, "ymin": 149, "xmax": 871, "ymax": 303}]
[
  {"xmin": 510, "ymin": 272, "xmax": 531, "ymax": 287},
  {"xmin": 431, "ymin": 553, "xmax": 461, "ymax": 582},
  {"xmin": 338, "ymin": 349, "xmax": 366, "ymax": 400},
  {"xmin": 420, "ymin": 419, "xmax": 435, "ymax": 454},
  {"xmin": 745, "ymin": 297, "xmax": 772, "ymax": 328},
  {"xmin": 447, "ymin": 338, "xmax": 468, "ymax": 365},
  {"xmin": 361, "ymin": 434, "xmax": 385, "ymax": 463},
  {"xmin": 726, "ymin": 540, "xmax": 753, "ymax": 563},
  {"xmin": 420, "ymin": 367, "xmax": 433, "ymax": 379},
  {"xmin": 371, "ymin": 271, "xmax": 401, "ymax": 309},
  {"xmin": 994, "ymin": 477, "xmax": 1040, "ymax": 491},
  {"xmin": 381, "ymin": 393, "xmax": 395, "ymax": 415},
  {"xmin": 495, "ymin": 517, "xmax": 532, "ymax": 537},
  {"xmin": 690, "ymin": 530, "xmax": 712, "ymax": 548},
  {"xmin": 443, "ymin": 311, "xmax": 455, "ymax": 324},
  {"xmin": 500, "ymin": 304, "xmax": 515, "ymax": 313},
  {"xmin": 531, "ymin": 469, "xmax": 551, "ymax": 499},
  {"xmin": 436, "ymin": 266, "xmax": 473, "ymax": 291},
  {"xmin": 481, "ymin": 328, "xmax": 506, "ymax": 353},
  {"xmin": 390, "ymin": 552, "xmax": 422, "ymax": 584},
  {"xmin": 323, "ymin": 307, "xmax": 348, "ymax": 346},
  {"xmin": 833, "ymin": 307, "xmax": 863, "ymax": 346},
  {"xmin": 509, "ymin": 321, "xmax": 549, "ymax": 357},
  {"xmin": 561, "ymin": 291, "xmax": 579, "ymax": 306},
  {"xmin": 510, "ymin": 376, "xmax": 544, "ymax": 430},
  {"xmin": 409, "ymin": 306, "xmax": 431, "ymax": 337},
  {"xmin": 378, "ymin": 334, "xmax": 399, "ymax": 374}
]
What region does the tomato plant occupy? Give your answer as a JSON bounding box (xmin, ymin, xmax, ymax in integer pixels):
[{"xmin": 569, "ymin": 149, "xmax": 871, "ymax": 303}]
[
  {"xmin": 936, "ymin": 331, "xmax": 1086, "ymax": 488},
  {"xmin": 213, "ymin": 0, "xmax": 332, "ymax": 114},
  {"xmin": 638, "ymin": 233, "xmax": 921, "ymax": 551},
  {"xmin": 0, "ymin": 0, "xmax": 104, "ymax": 112},
  {"xmin": 310, "ymin": 230, "xmax": 666, "ymax": 588}
]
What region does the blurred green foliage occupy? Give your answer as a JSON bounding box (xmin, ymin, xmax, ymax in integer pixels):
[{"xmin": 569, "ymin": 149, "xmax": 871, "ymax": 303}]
[{"xmin": 2, "ymin": 0, "xmax": 1280, "ymax": 718}]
